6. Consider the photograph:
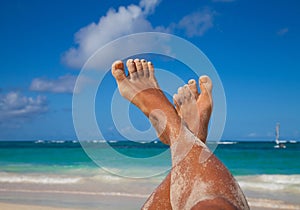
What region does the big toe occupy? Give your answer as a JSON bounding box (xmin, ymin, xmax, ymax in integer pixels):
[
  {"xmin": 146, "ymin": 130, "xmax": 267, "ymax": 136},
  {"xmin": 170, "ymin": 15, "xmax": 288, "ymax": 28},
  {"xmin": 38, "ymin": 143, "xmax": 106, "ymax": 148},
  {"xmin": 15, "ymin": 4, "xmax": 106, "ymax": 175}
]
[
  {"xmin": 112, "ymin": 60, "xmax": 126, "ymax": 82},
  {"xmin": 199, "ymin": 75, "xmax": 213, "ymax": 94}
]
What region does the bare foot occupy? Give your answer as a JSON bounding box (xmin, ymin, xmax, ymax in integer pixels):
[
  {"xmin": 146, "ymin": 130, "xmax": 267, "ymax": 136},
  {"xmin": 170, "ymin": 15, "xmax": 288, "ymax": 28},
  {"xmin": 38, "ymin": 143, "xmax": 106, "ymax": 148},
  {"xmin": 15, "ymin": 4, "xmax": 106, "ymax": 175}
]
[
  {"xmin": 111, "ymin": 59, "xmax": 159, "ymax": 114},
  {"xmin": 111, "ymin": 58, "xmax": 181, "ymax": 145},
  {"xmin": 173, "ymin": 76, "xmax": 213, "ymax": 143}
]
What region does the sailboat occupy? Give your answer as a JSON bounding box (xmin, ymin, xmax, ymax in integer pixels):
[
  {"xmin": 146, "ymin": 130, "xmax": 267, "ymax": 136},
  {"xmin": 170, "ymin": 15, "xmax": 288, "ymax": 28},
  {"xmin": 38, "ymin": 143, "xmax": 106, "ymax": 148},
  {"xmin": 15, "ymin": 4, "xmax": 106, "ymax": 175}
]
[{"xmin": 274, "ymin": 123, "xmax": 286, "ymax": 149}]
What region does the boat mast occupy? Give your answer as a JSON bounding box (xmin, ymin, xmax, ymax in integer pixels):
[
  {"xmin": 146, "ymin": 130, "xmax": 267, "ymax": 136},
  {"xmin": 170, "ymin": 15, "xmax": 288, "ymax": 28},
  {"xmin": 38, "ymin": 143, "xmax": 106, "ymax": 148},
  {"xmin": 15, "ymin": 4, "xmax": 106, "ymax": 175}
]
[{"xmin": 275, "ymin": 123, "xmax": 280, "ymax": 144}]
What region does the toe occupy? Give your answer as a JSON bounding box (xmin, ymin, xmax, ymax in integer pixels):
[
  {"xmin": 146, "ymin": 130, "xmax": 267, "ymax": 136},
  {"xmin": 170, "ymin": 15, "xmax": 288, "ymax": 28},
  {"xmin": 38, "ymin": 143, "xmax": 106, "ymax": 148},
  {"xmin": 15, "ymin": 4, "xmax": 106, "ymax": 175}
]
[
  {"xmin": 141, "ymin": 59, "xmax": 149, "ymax": 77},
  {"xmin": 199, "ymin": 75, "xmax": 213, "ymax": 94},
  {"xmin": 126, "ymin": 59, "xmax": 137, "ymax": 80},
  {"xmin": 178, "ymin": 87, "xmax": 184, "ymax": 96},
  {"xmin": 134, "ymin": 59, "xmax": 144, "ymax": 77},
  {"xmin": 177, "ymin": 87, "xmax": 185, "ymax": 104},
  {"xmin": 188, "ymin": 79, "xmax": 199, "ymax": 99},
  {"xmin": 148, "ymin": 61, "xmax": 155, "ymax": 78},
  {"xmin": 147, "ymin": 61, "xmax": 159, "ymax": 88},
  {"xmin": 183, "ymin": 84, "xmax": 192, "ymax": 100},
  {"xmin": 112, "ymin": 60, "xmax": 126, "ymax": 82}
]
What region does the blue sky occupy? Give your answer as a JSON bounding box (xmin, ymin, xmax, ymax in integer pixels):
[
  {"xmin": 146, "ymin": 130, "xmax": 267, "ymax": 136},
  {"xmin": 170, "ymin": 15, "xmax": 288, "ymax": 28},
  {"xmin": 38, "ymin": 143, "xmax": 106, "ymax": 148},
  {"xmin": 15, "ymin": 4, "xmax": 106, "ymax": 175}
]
[{"xmin": 0, "ymin": 0, "xmax": 299, "ymax": 141}]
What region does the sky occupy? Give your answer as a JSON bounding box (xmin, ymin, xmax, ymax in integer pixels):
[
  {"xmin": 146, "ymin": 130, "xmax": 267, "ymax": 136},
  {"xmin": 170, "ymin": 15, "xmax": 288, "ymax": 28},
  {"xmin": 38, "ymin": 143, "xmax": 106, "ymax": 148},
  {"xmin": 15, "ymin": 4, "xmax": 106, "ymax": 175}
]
[{"xmin": 0, "ymin": 0, "xmax": 299, "ymax": 141}]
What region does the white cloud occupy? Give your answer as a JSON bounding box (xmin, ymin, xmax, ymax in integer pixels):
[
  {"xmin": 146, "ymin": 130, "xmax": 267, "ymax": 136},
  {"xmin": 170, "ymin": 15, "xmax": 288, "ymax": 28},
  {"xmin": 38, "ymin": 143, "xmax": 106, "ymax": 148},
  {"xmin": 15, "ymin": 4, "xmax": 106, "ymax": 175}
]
[
  {"xmin": 139, "ymin": 0, "xmax": 161, "ymax": 14},
  {"xmin": 0, "ymin": 91, "xmax": 47, "ymax": 124},
  {"xmin": 277, "ymin": 27, "xmax": 289, "ymax": 36},
  {"xmin": 62, "ymin": 0, "xmax": 165, "ymax": 69},
  {"xmin": 30, "ymin": 74, "xmax": 96, "ymax": 94},
  {"xmin": 62, "ymin": 0, "xmax": 216, "ymax": 69},
  {"xmin": 177, "ymin": 9, "xmax": 215, "ymax": 37},
  {"xmin": 30, "ymin": 75, "xmax": 77, "ymax": 94}
]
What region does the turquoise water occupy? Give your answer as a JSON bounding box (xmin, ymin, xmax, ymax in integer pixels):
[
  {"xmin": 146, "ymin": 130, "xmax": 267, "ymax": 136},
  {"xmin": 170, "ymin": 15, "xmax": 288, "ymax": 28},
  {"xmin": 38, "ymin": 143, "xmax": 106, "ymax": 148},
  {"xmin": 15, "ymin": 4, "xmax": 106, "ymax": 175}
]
[
  {"xmin": 1, "ymin": 140, "xmax": 299, "ymax": 208},
  {"xmin": 214, "ymin": 142, "xmax": 300, "ymax": 175},
  {"xmin": 0, "ymin": 140, "xmax": 299, "ymax": 176}
]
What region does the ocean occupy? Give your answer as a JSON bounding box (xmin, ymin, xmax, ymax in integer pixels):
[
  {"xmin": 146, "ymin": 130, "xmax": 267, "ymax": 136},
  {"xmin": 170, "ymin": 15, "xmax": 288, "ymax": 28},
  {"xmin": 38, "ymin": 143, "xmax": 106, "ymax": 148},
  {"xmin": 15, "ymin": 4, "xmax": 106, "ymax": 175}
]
[{"xmin": 0, "ymin": 140, "xmax": 299, "ymax": 209}]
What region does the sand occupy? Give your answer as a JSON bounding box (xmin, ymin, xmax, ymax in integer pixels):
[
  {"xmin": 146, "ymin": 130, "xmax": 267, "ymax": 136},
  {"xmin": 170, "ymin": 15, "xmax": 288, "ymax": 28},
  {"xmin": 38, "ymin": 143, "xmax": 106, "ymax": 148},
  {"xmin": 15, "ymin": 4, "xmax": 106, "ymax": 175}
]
[
  {"xmin": 1, "ymin": 178, "xmax": 300, "ymax": 210},
  {"xmin": 0, "ymin": 202, "xmax": 72, "ymax": 210},
  {"xmin": 1, "ymin": 193, "xmax": 300, "ymax": 210},
  {"xmin": 1, "ymin": 199, "xmax": 300, "ymax": 210}
]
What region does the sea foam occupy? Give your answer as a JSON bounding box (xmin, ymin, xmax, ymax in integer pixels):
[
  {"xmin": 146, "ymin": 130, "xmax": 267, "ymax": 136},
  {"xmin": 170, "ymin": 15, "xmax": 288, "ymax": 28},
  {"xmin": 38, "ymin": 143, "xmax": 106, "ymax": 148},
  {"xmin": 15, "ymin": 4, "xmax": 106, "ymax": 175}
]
[
  {"xmin": 237, "ymin": 175, "xmax": 300, "ymax": 193},
  {"xmin": 0, "ymin": 172, "xmax": 81, "ymax": 184}
]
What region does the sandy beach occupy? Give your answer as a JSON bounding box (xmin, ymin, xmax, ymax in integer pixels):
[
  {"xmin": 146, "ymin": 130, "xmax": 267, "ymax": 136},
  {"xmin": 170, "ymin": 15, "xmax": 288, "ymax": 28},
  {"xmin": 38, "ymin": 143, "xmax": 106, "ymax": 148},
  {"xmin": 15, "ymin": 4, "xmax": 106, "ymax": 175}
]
[
  {"xmin": 1, "ymin": 176, "xmax": 300, "ymax": 210},
  {"xmin": 0, "ymin": 203, "xmax": 72, "ymax": 210},
  {"xmin": 1, "ymin": 195, "xmax": 300, "ymax": 210},
  {"xmin": 1, "ymin": 200, "xmax": 299, "ymax": 210}
]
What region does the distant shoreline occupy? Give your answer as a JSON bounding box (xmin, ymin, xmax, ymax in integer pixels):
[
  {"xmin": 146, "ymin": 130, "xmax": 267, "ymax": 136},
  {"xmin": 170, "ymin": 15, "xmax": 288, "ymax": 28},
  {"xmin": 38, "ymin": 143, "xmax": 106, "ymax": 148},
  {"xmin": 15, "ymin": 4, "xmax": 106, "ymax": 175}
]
[{"xmin": 0, "ymin": 139, "xmax": 299, "ymax": 143}]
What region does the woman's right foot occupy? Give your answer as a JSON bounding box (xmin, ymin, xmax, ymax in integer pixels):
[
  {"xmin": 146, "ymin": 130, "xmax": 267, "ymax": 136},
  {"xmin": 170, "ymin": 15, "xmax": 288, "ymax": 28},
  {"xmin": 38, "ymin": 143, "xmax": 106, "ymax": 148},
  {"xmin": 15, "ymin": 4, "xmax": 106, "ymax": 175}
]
[{"xmin": 173, "ymin": 76, "xmax": 213, "ymax": 143}]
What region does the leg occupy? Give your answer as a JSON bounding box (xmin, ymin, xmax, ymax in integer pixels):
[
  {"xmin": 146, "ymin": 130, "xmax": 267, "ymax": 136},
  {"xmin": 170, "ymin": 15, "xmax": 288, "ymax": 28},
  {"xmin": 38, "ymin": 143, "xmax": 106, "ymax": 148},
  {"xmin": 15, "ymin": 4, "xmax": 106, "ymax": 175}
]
[
  {"xmin": 143, "ymin": 77, "xmax": 213, "ymax": 209},
  {"xmin": 142, "ymin": 173, "xmax": 172, "ymax": 210},
  {"xmin": 111, "ymin": 59, "xmax": 249, "ymax": 210}
]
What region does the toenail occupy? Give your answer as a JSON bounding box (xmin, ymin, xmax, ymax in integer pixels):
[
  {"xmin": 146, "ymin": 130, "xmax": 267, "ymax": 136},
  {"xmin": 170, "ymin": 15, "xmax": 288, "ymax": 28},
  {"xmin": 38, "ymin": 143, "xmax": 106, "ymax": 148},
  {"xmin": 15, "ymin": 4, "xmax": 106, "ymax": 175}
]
[
  {"xmin": 188, "ymin": 79, "xmax": 195, "ymax": 84},
  {"xmin": 115, "ymin": 62, "xmax": 123, "ymax": 69}
]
